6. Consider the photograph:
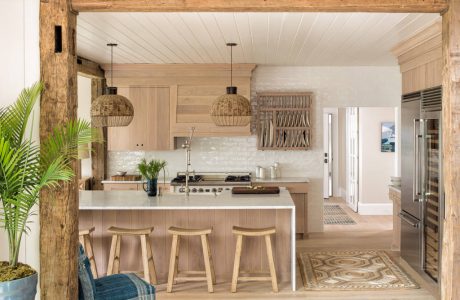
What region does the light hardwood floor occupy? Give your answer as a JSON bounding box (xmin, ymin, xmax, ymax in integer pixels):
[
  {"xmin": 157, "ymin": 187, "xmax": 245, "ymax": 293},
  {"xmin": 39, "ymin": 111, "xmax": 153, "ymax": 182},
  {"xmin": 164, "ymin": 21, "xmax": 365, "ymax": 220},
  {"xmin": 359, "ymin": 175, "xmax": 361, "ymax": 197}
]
[
  {"xmin": 153, "ymin": 198, "xmax": 438, "ymax": 299},
  {"xmin": 324, "ymin": 197, "xmax": 393, "ymax": 232}
]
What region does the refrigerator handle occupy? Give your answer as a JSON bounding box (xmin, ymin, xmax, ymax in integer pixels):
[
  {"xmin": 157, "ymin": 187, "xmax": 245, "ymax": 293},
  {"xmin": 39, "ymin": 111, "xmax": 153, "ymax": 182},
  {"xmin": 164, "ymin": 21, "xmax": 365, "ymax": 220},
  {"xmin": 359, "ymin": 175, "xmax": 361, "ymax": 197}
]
[
  {"xmin": 413, "ymin": 119, "xmax": 422, "ymax": 203},
  {"xmin": 399, "ymin": 212, "xmax": 420, "ymax": 228}
]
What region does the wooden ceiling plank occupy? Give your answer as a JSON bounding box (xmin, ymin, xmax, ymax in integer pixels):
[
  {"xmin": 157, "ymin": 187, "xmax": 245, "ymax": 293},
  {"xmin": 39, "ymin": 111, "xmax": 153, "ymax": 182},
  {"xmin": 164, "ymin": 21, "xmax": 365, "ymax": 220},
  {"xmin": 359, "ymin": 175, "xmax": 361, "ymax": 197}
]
[{"xmin": 71, "ymin": 0, "xmax": 448, "ymax": 13}]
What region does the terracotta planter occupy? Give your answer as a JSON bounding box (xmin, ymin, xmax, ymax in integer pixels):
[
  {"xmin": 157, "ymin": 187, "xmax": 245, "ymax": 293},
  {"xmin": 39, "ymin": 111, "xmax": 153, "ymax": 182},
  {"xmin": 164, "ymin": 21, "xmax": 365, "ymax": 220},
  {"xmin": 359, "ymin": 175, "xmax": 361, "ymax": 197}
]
[{"xmin": 0, "ymin": 273, "xmax": 37, "ymax": 300}]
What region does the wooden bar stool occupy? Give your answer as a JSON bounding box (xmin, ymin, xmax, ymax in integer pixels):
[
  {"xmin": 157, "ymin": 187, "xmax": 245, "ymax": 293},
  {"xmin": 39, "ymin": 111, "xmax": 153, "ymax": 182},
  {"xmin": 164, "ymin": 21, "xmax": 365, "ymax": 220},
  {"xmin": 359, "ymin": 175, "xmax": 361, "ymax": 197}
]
[
  {"xmin": 106, "ymin": 226, "xmax": 157, "ymax": 285},
  {"xmin": 166, "ymin": 227, "xmax": 216, "ymax": 293},
  {"xmin": 231, "ymin": 226, "xmax": 278, "ymax": 293},
  {"xmin": 79, "ymin": 227, "xmax": 98, "ymax": 278}
]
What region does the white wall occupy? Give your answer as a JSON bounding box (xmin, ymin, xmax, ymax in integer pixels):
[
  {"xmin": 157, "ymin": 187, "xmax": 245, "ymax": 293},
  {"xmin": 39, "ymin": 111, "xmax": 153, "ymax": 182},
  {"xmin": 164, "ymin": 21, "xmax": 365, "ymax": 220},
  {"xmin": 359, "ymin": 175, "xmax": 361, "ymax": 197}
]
[
  {"xmin": 358, "ymin": 107, "xmax": 396, "ymax": 215},
  {"xmin": 0, "ymin": 0, "xmax": 40, "ymax": 274},
  {"xmin": 77, "ymin": 75, "xmax": 93, "ymax": 177},
  {"xmin": 109, "ymin": 66, "xmax": 402, "ymax": 232}
]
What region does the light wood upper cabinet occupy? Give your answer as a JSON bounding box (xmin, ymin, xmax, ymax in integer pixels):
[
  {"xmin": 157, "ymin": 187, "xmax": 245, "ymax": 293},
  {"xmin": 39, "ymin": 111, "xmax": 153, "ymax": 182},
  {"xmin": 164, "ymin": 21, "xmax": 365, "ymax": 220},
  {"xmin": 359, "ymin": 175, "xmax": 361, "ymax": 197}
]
[
  {"xmin": 105, "ymin": 64, "xmax": 256, "ymax": 138},
  {"xmin": 108, "ymin": 86, "xmax": 171, "ymax": 151},
  {"xmin": 392, "ymin": 21, "xmax": 442, "ymax": 94}
]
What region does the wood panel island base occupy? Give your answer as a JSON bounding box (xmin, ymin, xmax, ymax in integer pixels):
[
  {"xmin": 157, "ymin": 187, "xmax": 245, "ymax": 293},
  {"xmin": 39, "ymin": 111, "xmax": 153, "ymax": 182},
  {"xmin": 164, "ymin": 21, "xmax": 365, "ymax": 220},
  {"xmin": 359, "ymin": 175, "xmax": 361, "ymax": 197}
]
[{"xmin": 79, "ymin": 190, "xmax": 296, "ymax": 291}]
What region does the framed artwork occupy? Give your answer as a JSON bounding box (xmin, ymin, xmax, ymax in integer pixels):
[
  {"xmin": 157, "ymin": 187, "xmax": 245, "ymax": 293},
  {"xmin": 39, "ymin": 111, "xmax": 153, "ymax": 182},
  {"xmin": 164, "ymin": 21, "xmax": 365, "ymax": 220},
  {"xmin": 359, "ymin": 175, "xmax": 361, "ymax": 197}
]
[{"xmin": 381, "ymin": 122, "xmax": 395, "ymax": 152}]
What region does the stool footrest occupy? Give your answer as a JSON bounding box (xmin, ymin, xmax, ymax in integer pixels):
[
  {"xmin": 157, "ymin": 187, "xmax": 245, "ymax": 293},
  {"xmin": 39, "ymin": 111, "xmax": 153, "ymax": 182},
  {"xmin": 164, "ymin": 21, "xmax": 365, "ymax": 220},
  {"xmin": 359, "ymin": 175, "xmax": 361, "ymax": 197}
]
[
  {"xmin": 175, "ymin": 276, "xmax": 208, "ymax": 282},
  {"xmin": 238, "ymin": 276, "xmax": 273, "ymax": 282},
  {"xmin": 179, "ymin": 271, "xmax": 206, "ymax": 275}
]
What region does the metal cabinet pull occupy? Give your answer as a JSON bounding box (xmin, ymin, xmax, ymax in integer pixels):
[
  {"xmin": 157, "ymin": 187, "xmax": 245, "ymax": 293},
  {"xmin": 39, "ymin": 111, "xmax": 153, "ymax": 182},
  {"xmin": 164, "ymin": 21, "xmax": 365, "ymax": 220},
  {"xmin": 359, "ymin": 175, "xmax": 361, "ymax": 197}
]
[
  {"xmin": 398, "ymin": 212, "xmax": 419, "ymax": 228},
  {"xmin": 413, "ymin": 119, "xmax": 422, "ymax": 203}
]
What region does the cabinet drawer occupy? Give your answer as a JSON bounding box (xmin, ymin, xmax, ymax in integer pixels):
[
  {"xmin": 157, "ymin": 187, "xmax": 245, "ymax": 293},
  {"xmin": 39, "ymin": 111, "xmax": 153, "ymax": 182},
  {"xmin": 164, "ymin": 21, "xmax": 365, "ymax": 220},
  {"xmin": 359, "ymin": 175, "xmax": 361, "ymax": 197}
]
[
  {"xmin": 252, "ymin": 182, "xmax": 308, "ymax": 193},
  {"xmin": 103, "ymin": 183, "xmax": 140, "ymax": 191}
]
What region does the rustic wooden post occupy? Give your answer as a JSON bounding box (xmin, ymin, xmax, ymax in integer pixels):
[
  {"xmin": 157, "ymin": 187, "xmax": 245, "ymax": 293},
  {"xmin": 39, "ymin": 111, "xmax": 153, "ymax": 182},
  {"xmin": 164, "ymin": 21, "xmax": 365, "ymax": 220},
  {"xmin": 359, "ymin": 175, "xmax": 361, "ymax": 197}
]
[
  {"xmin": 91, "ymin": 78, "xmax": 107, "ymax": 190},
  {"xmin": 39, "ymin": 0, "xmax": 78, "ymax": 298},
  {"xmin": 441, "ymin": 0, "xmax": 460, "ymax": 299}
]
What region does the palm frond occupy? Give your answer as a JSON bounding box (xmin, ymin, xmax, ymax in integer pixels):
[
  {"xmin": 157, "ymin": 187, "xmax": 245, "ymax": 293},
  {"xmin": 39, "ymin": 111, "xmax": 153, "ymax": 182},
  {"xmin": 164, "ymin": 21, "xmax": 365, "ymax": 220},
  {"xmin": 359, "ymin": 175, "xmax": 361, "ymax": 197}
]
[
  {"xmin": 0, "ymin": 82, "xmax": 43, "ymax": 147},
  {"xmin": 137, "ymin": 158, "xmax": 167, "ymax": 180}
]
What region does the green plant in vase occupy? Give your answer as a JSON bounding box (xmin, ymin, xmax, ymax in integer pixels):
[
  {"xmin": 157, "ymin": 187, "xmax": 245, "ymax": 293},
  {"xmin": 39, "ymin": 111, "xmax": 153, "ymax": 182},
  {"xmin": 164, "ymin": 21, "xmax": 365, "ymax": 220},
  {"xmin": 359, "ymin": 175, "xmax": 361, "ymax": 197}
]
[
  {"xmin": 0, "ymin": 82, "xmax": 102, "ymax": 298},
  {"xmin": 137, "ymin": 158, "xmax": 167, "ymax": 196}
]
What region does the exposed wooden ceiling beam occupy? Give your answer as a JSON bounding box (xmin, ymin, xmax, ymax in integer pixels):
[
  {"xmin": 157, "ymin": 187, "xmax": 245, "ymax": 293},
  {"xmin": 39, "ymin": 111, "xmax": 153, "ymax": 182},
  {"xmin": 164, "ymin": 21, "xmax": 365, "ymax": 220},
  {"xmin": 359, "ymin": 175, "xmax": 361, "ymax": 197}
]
[
  {"xmin": 72, "ymin": 0, "xmax": 448, "ymax": 13},
  {"xmin": 77, "ymin": 56, "xmax": 105, "ymax": 79}
]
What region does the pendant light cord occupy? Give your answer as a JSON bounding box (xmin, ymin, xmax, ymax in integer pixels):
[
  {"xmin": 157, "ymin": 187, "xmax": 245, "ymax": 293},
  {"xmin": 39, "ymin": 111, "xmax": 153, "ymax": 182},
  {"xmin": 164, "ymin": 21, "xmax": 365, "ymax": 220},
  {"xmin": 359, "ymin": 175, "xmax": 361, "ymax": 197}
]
[
  {"xmin": 110, "ymin": 44, "xmax": 114, "ymax": 87},
  {"xmin": 230, "ymin": 44, "xmax": 233, "ymax": 87}
]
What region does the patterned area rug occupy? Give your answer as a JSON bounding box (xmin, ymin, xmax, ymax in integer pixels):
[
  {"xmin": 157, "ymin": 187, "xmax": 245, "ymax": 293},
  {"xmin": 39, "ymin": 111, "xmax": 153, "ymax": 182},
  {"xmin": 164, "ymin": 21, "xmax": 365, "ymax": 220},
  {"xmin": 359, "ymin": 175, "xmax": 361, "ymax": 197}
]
[
  {"xmin": 298, "ymin": 250, "xmax": 419, "ymax": 291},
  {"xmin": 324, "ymin": 205, "xmax": 356, "ymax": 225}
]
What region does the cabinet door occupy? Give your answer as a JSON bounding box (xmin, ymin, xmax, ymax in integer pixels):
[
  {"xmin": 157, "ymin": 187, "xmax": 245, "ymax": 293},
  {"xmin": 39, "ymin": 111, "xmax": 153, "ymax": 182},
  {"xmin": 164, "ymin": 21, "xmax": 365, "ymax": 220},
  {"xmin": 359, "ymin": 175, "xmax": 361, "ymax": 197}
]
[
  {"xmin": 148, "ymin": 87, "xmax": 170, "ymax": 150},
  {"xmin": 107, "ymin": 87, "xmax": 135, "ymax": 150},
  {"xmin": 108, "ymin": 87, "xmax": 170, "ymax": 151},
  {"xmin": 291, "ymin": 193, "xmax": 305, "ymax": 235}
]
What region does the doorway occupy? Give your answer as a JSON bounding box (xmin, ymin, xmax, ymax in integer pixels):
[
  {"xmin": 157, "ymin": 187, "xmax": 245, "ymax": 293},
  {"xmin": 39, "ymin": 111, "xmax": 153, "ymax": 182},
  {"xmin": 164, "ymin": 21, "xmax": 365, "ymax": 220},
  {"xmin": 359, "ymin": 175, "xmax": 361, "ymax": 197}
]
[{"xmin": 323, "ymin": 108, "xmax": 339, "ymax": 199}]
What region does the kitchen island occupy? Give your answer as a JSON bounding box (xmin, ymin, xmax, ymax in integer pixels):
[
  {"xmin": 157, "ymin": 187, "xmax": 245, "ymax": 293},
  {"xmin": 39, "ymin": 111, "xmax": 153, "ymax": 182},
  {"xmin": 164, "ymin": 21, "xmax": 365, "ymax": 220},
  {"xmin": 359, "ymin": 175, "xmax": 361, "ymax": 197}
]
[{"xmin": 79, "ymin": 189, "xmax": 296, "ymax": 291}]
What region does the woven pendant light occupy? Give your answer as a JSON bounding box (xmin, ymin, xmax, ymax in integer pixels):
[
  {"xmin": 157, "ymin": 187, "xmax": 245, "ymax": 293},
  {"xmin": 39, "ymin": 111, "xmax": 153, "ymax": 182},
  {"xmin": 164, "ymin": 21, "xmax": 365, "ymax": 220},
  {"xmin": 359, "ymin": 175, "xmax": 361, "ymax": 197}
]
[
  {"xmin": 211, "ymin": 43, "xmax": 251, "ymax": 126},
  {"xmin": 91, "ymin": 43, "xmax": 134, "ymax": 127}
]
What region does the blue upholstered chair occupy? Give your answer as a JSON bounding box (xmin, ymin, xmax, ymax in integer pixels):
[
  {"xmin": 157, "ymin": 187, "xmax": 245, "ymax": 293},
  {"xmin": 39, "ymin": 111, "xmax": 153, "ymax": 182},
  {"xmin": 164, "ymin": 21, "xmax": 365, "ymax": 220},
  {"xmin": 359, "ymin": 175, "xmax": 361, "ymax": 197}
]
[{"xmin": 78, "ymin": 244, "xmax": 155, "ymax": 300}]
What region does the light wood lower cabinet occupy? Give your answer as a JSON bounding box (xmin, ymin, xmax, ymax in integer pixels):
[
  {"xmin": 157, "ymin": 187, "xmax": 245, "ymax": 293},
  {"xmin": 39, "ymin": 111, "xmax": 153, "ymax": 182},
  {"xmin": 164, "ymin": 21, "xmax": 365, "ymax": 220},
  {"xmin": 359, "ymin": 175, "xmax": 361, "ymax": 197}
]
[
  {"xmin": 108, "ymin": 86, "xmax": 171, "ymax": 151},
  {"xmin": 290, "ymin": 193, "xmax": 308, "ymax": 238},
  {"xmin": 389, "ymin": 187, "xmax": 401, "ymax": 251},
  {"xmin": 103, "ymin": 183, "xmax": 141, "ymax": 191},
  {"xmin": 252, "ymin": 182, "xmax": 308, "ymax": 238},
  {"xmin": 103, "ymin": 182, "xmax": 171, "ymax": 192}
]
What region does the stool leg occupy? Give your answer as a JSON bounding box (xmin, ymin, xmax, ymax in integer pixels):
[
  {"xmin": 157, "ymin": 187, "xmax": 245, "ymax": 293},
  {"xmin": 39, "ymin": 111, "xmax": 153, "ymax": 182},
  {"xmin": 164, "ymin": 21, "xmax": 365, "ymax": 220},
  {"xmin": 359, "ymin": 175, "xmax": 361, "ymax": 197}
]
[
  {"xmin": 206, "ymin": 235, "xmax": 216, "ymax": 284},
  {"xmin": 174, "ymin": 236, "xmax": 181, "ymax": 278},
  {"xmin": 83, "ymin": 234, "xmax": 99, "ymax": 278},
  {"xmin": 231, "ymin": 234, "xmax": 243, "ymax": 293},
  {"xmin": 265, "ymin": 235, "xmax": 278, "ymax": 293},
  {"xmin": 200, "ymin": 234, "xmax": 214, "ymax": 293},
  {"xmin": 140, "ymin": 234, "xmax": 157, "ymax": 285},
  {"xmin": 167, "ymin": 234, "xmax": 179, "ymax": 293},
  {"xmin": 146, "ymin": 236, "xmax": 158, "ymax": 285},
  {"xmin": 107, "ymin": 234, "xmax": 120, "ymax": 275}
]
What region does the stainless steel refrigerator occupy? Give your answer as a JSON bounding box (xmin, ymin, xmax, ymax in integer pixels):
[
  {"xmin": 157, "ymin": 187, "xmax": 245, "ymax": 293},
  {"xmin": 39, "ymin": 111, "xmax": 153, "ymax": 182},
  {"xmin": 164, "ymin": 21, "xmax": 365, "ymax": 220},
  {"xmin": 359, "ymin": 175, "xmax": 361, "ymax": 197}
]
[{"xmin": 400, "ymin": 86, "xmax": 443, "ymax": 282}]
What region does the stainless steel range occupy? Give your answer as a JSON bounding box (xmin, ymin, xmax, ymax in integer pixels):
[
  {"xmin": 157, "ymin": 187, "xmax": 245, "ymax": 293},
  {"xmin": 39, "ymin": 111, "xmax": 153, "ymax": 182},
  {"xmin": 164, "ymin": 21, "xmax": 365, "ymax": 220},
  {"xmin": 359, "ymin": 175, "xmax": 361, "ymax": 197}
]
[{"xmin": 170, "ymin": 172, "xmax": 251, "ymax": 195}]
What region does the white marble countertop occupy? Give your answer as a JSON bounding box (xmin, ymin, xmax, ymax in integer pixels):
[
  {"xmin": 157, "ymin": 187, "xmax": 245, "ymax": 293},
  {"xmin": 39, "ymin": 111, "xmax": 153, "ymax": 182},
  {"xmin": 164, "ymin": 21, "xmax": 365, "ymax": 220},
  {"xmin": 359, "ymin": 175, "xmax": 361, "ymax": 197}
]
[
  {"xmin": 252, "ymin": 177, "xmax": 309, "ymax": 184},
  {"xmin": 79, "ymin": 189, "xmax": 295, "ymax": 210}
]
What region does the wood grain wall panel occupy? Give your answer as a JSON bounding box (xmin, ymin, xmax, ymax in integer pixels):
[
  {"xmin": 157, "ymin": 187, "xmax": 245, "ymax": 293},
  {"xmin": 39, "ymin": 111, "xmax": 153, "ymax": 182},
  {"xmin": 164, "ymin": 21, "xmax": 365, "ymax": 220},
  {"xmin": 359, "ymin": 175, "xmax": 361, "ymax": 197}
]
[
  {"xmin": 425, "ymin": 58, "xmax": 443, "ymax": 88},
  {"xmin": 396, "ymin": 22, "xmax": 442, "ymax": 95},
  {"xmin": 80, "ymin": 209, "xmax": 292, "ymax": 282},
  {"xmin": 402, "ymin": 65, "xmax": 426, "ymax": 94}
]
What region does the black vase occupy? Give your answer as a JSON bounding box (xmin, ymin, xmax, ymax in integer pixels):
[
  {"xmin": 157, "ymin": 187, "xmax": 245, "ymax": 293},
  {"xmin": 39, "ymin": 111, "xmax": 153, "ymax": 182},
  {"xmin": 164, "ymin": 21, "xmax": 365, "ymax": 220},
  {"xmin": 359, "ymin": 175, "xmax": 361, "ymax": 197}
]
[{"xmin": 143, "ymin": 178, "xmax": 158, "ymax": 197}]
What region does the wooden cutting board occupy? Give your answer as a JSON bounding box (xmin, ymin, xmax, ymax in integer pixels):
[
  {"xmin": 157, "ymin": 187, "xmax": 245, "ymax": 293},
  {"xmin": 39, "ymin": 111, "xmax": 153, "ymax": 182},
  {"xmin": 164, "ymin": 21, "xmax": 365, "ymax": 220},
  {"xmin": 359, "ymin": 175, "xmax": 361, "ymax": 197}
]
[
  {"xmin": 232, "ymin": 186, "xmax": 280, "ymax": 194},
  {"xmin": 110, "ymin": 175, "xmax": 142, "ymax": 181}
]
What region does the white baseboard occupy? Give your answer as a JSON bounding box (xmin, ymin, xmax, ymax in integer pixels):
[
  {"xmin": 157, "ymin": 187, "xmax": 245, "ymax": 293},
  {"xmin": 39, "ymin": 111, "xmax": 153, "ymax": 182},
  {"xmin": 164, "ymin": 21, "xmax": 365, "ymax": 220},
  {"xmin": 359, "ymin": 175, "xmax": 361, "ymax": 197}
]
[{"xmin": 358, "ymin": 202, "xmax": 393, "ymax": 215}]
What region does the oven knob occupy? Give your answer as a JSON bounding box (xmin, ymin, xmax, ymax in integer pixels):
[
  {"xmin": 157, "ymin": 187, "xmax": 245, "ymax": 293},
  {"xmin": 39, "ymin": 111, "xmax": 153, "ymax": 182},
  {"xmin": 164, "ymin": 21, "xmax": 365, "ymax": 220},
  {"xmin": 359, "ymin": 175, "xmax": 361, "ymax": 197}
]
[
  {"xmin": 179, "ymin": 188, "xmax": 185, "ymax": 193},
  {"xmin": 212, "ymin": 188, "xmax": 217, "ymax": 193},
  {"xmin": 192, "ymin": 188, "xmax": 197, "ymax": 193},
  {"xmin": 217, "ymin": 188, "xmax": 223, "ymax": 192},
  {"xmin": 198, "ymin": 188, "xmax": 204, "ymax": 193}
]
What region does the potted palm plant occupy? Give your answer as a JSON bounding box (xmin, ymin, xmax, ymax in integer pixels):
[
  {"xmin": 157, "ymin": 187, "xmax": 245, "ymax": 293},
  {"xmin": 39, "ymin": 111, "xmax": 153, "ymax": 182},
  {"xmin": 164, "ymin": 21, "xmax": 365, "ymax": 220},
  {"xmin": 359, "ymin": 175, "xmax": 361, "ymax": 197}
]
[
  {"xmin": 137, "ymin": 159, "xmax": 167, "ymax": 196},
  {"xmin": 0, "ymin": 83, "xmax": 101, "ymax": 299}
]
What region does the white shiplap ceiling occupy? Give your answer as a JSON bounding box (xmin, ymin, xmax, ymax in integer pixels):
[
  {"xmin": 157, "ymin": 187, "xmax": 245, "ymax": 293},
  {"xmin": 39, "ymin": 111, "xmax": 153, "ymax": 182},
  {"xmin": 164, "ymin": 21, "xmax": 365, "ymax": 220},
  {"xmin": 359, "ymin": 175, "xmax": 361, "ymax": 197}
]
[{"xmin": 77, "ymin": 12, "xmax": 440, "ymax": 66}]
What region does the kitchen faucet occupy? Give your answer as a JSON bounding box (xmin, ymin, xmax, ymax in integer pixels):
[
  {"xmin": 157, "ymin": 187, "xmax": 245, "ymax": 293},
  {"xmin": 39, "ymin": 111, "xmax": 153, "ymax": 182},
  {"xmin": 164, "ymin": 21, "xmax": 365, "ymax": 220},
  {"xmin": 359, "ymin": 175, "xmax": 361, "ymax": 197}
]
[{"xmin": 181, "ymin": 127, "xmax": 195, "ymax": 197}]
